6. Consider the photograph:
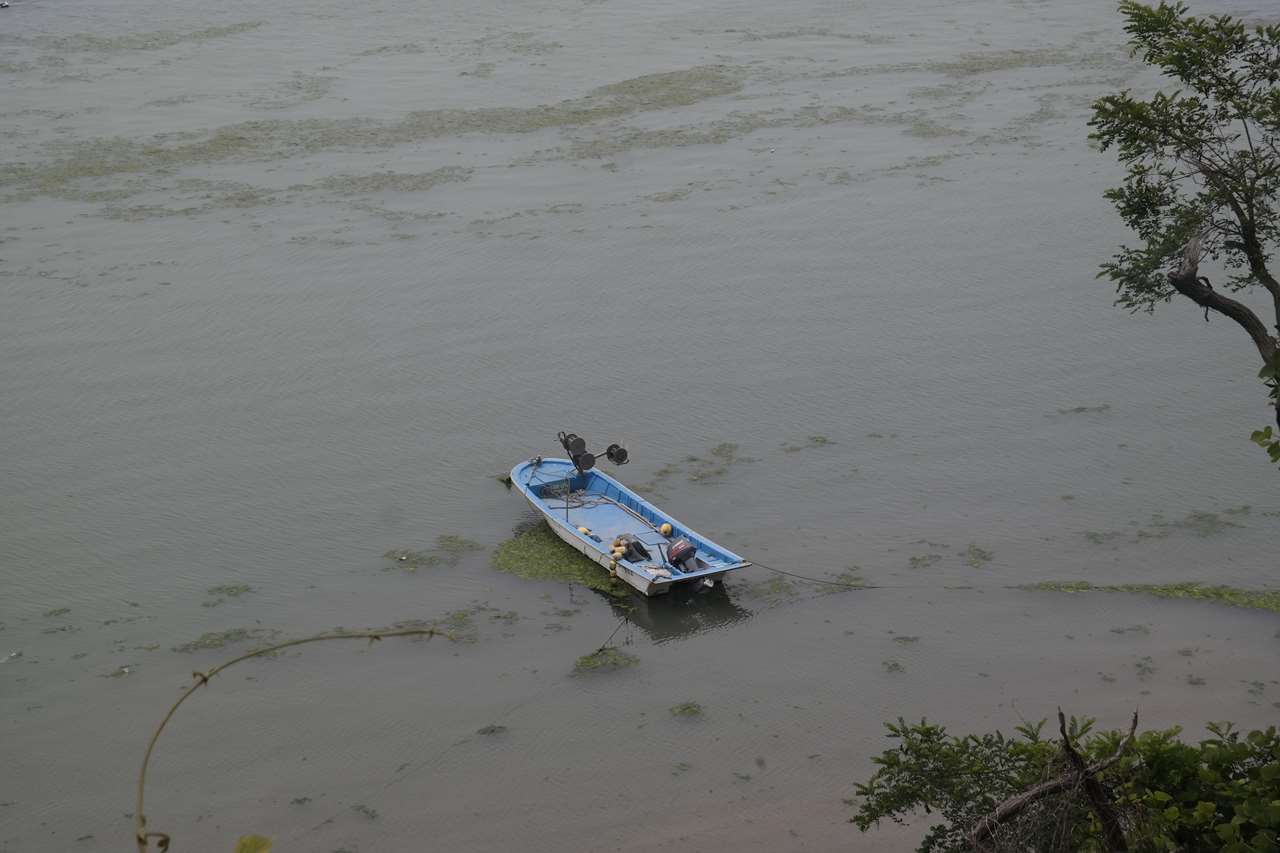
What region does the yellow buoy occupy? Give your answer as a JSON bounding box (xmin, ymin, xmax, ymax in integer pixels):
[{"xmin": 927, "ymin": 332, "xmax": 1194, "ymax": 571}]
[{"xmin": 659, "ymin": 523, "xmax": 673, "ymax": 537}]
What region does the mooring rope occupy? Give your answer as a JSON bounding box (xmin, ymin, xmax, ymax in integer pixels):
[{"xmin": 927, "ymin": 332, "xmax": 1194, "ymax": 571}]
[{"xmin": 133, "ymin": 611, "xmax": 632, "ymax": 852}]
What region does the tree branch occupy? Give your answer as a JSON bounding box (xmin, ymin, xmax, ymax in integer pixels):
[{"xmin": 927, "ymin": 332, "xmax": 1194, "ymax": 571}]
[
  {"xmin": 966, "ymin": 712, "xmax": 1139, "ymax": 853},
  {"xmin": 1057, "ymin": 710, "xmax": 1129, "ymax": 852},
  {"xmin": 1169, "ymin": 235, "xmax": 1278, "ymax": 363}
]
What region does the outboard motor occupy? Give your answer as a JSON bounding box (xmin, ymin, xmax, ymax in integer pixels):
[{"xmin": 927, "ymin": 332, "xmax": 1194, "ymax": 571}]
[{"xmin": 667, "ymin": 537, "xmax": 698, "ymax": 574}]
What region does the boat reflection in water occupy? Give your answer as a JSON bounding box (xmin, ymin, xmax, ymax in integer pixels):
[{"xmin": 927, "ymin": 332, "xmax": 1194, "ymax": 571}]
[{"xmin": 602, "ymin": 581, "xmax": 751, "ymax": 644}]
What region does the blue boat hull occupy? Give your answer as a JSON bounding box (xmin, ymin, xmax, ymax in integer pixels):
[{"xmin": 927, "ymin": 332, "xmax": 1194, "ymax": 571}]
[{"xmin": 509, "ymin": 458, "xmax": 749, "ymax": 596}]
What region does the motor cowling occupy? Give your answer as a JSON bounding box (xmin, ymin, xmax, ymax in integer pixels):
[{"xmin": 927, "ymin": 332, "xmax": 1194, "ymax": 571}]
[{"xmin": 667, "ymin": 537, "xmax": 697, "ymax": 572}]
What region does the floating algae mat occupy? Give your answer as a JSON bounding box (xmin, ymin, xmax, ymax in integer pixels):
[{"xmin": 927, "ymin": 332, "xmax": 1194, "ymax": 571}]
[
  {"xmin": 385, "ymin": 534, "xmax": 482, "ymax": 572},
  {"xmin": 1026, "ymin": 582, "xmax": 1280, "ymax": 615},
  {"xmin": 2, "ymin": 65, "xmax": 743, "ymax": 201},
  {"xmin": 493, "ymin": 523, "xmax": 631, "ymax": 597},
  {"xmin": 573, "ymin": 647, "xmax": 639, "ymax": 674}
]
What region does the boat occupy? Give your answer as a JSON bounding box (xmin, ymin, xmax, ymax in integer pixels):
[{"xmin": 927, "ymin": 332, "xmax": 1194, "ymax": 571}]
[{"xmin": 509, "ymin": 436, "xmax": 749, "ymax": 596}]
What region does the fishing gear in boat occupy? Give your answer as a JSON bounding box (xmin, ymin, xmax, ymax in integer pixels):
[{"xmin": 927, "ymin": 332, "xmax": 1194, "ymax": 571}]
[{"xmin": 556, "ymin": 431, "xmax": 629, "ymax": 474}]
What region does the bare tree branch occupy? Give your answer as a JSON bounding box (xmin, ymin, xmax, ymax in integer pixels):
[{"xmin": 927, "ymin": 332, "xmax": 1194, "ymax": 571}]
[
  {"xmin": 1057, "ymin": 710, "xmax": 1129, "ymax": 852},
  {"xmin": 1169, "ymin": 234, "xmax": 1278, "ymax": 364},
  {"xmin": 967, "ymin": 712, "xmax": 1139, "ymax": 853}
]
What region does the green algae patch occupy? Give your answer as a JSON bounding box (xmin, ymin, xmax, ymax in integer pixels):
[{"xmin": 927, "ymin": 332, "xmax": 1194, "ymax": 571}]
[
  {"xmin": 437, "ymin": 535, "xmax": 484, "ymax": 555},
  {"xmin": 1165, "ymin": 511, "xmax": 1242, "ymax": 537},
  {"xmin": 782, "ymin": 435, "xmax": 836, "ymax": 453},
  {"xmin": 232, "ymin": 836, "xmax": 273, "ymax": 853},
  {"xmin": 315, "ymin": 167, "xmax": 472, "ymax": 195},
  {"xmin": 963, "ymin": 544, "xmax": 994, "ymax": 568},
  {"xmin": 687, "ymin": 442, "xmax": 751, "ymax": 482},
  {"xmin": 928, "ymin": 46, "xmax": 1076, "ymax": 78},
  {"xmin": 740, "ymin": 574, "xmax": 801, "ymax": 604},
  {"xmin": 383, "ymin": 607, "xmax": 483, "ymax": 643},
  {"xmin": 39, "ymin": 21, "xmax": 263, "ymax": 53},
  {"xmin": 385, "ymin": 534, "xmax": 483, "ymax": 572},
  {"xmin": 670, "ymin": 701, "xmax": 705, "ymax": 718},
  {"xmin": 573, "ymin": 647, "xmax": 639, "ymax": 674},
  {"xmin": 3, "ymin": 65, "xmax": 743, "ymax": 200},
  {"xmin": 203, "ymin": 584, "xmax": 253, "ymax": 607},
  {"xmin": 824, "ymin": 567, "xmax": 868, "ymax": 590},
  {"xmin": 1025, "ymin": 582, "xmax": 1280, "ymax": 615},
  {"xmin": 492, "ymin": 524, "xmax": 630, "ymax": 597},
  {"xmin": 171, "ymin": 627, "xmax": 276, "ymax": 653}
]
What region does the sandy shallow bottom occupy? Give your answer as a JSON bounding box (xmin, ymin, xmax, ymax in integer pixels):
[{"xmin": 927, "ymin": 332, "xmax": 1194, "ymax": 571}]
[{"xmin": 1, "ymin": 0, "xmax": 1278, "ymax": 850}]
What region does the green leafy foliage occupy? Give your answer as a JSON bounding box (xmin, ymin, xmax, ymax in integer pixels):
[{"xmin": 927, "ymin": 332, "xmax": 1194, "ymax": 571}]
[
  {"xmin": 1091, "ymin": 2, "xmax": 1279, "ymax": 308},
  {"xmin": 852, "ymin": 718, "xmax": 1280, "ymax": 853},
  {"xmin": 1253, "ymin": 357, "xmax": 1280, "ymax": 466},
  {"xmin": 1091, "ymin": 3, "xmax": 1280, "ymax": 459}
]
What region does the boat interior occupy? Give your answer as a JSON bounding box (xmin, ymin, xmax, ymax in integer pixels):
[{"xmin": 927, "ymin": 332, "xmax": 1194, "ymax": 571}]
[{"xmin": 526, "ymin": 467, "xmax": 737, "ymax": 576}]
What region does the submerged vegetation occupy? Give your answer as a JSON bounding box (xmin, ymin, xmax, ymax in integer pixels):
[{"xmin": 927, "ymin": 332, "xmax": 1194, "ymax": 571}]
[
  {"xmin": 203, "ymin": 584, "xmax": 253, "ymax": 607},
  {"xmin": 1, "ymin": 65, "xmax": 746, "ymax": 203},
  {"xmin": 172, "ymin": 627, "xmax": 277, "ymax": 654},
  {"xmin": 1080, "ymin": 507, "xmax": 1249, "ymax": 546},
  {"xmin": 782, "ymin": 434, "xmax": 836, "ymax": 452},
  {"xmin": 232, "ymin": 836, "xmax": 273, "ymax": 853},
  {"xmin": 633, "ymin": 442, "xmax": 754, "ymax": 493},
  {"xmin": 739, "ymin": 574, "xmax": 801, "ymax": 604},
  {"xmin": 670, "ymin": 701, "xmax": 705, "ymax": 718},
  {"xmin": 963, "ymin": 544, "xmax": 994, "ymax": 568},
  {"xmin": 573, "ymin": 647, "xmax": 639, "ymax": 674},
  {"xmin": 384, "ymin": 534, "xmax": 483, "ymax": 572},
  {"xmin": 686, "ymin": 442, "xmax": 751, "ymax": 482},
  {"xmin": 492, "ymin": 524, "xmax": 630, "ymax": 597},
  {"xmin": 1026, "ymin": 581, "xmax": 1280, "ymax": 615}
]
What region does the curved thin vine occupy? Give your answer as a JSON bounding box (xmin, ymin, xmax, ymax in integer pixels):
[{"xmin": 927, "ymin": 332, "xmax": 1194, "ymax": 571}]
[{"xmin": 134, "ymin": 627, "xmax": 442, "ymax": 852}]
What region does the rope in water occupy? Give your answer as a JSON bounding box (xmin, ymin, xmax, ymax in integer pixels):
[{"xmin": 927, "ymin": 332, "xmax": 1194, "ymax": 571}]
[
  {"xmin": 133, "ymin": 609, "xmax": 633, "ymax": 852},
  {"xmin": 745, "ymin": 558, "xmax": 1037, "ymax": 592}
]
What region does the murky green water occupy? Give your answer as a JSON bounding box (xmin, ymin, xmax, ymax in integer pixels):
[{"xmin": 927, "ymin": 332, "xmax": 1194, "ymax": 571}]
[{"xmin": 2, "ymin": 0, "xmax": 1276, "ymax": 850}]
